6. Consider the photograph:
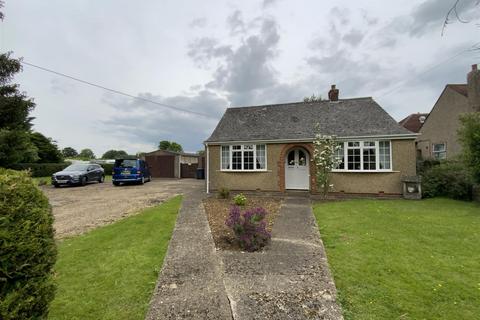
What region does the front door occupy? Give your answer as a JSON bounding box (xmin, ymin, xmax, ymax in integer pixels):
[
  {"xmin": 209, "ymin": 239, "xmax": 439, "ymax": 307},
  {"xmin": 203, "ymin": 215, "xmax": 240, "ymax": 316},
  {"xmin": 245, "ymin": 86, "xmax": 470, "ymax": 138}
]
[{"xmin": 285, "ymin": 149, "xmax": 309, "ymax": 190}]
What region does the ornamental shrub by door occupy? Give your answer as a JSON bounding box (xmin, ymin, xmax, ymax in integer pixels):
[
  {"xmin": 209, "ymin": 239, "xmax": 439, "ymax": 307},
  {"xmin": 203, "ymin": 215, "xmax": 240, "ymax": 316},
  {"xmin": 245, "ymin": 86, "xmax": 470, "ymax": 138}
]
[{"xmin": 0, "ymin": 169, "xmax": 57, "ymax": 319}]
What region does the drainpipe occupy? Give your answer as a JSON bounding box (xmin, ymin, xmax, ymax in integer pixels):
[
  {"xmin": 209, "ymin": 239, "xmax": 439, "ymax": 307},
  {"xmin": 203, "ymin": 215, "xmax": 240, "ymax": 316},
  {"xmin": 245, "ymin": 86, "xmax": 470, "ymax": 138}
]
[{"xmin": 206, "ymin": 143, "xmax": 210, "ymax": 194}]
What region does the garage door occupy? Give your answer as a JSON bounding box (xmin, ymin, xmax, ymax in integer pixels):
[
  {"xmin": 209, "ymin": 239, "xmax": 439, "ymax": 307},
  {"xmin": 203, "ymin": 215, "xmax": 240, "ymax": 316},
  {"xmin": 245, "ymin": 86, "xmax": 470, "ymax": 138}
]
[
  {"xmin": 181, "ymin": 163, "xmax": 198, "ymax": 178},
  {"xmin": 146, "ymin": 155, "xmax": 175, "ymax": 178}
]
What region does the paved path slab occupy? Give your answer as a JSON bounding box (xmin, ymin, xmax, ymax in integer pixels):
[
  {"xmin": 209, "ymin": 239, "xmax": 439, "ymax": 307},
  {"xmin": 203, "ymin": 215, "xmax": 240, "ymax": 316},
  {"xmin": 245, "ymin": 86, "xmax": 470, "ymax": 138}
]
[
  {"xmin": 219, "ymin": 197, "xmax": 343, "ymax": 319},
  {"xmin": 146, "ymin": 189, "xmax": 232, "ymax": 320},
  {"xmin": 147, "ymin": 194, "xmax": 343, "ymax": 319}
]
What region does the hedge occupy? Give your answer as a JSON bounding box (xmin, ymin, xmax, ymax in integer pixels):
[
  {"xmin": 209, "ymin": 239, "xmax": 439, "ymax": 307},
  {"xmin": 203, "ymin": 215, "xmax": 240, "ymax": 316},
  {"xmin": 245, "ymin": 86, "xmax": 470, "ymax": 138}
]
[
  {"xmin": 0, "ymin": 169, "xmax": 57, "ymax": 319},
  {"xmin": 7, "ymin": 163, "xmax": 71, "ymax": 177},
  {"xmin": 422, "ymin": 160, "xmax": 474, "ymax": 201}
]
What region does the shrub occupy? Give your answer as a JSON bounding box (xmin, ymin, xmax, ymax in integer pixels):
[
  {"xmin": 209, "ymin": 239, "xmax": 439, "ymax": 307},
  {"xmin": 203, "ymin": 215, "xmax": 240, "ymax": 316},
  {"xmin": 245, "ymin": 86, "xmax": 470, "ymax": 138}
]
[
  {"xmin": 422, "ymin": 160, "xmax": 474, "ymax": 200},
  {"xmin": 0, "ymin": 169, "xmax": 57, "ymax": 319},
  {"xmin": 233, "ymin": 193, "xmax": 247, "ymax": 206},
  {"xmin": 225, "ymin": 206, "xmax": 271, "ymax": 252},
  {"xmin": 416, "ymin": 159, "xmax": 441, "ymax": 176},
  {"xmin": 458, "ymin": 112, "xmax": 480, "ymax": 184},
  {"xmin": 218, "ymin": 187, "xmax": 230, "ymax": 199},
  {"xmin": 8, "ymin": 162, "xmax": 70, "ymax": 177},
  {"xmin": 100, "ymin": 163, "xmax": 113, "ymax": 175}
]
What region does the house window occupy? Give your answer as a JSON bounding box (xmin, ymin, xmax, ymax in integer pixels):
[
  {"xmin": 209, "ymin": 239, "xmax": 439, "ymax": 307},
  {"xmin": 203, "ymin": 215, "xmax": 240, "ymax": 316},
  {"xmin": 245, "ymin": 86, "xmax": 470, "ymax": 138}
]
[
  {"xmin": 221, "ymin": 145, "xmax": 267, "ymax": 171},
  {"xmin": 432, "ymin": 143, "xmax": 446, "ymax": 160},
  {"xmin": 333, "ymin": 140, "xmax": 392, "ymax": 172},
  {"xmin": 221, "ymin": 146, "xmax": 230, "ymax": 170},
  {"xmin": 334, "ymin": 142, "xmax": 345, "ymax": 169}
]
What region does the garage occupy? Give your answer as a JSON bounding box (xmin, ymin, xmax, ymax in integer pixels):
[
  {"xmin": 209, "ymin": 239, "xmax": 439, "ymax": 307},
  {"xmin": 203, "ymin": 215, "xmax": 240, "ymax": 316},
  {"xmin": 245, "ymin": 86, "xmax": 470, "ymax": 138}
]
[{"xmin": 144, "ymin": 150, "xmax": 204, "ymax": 179}]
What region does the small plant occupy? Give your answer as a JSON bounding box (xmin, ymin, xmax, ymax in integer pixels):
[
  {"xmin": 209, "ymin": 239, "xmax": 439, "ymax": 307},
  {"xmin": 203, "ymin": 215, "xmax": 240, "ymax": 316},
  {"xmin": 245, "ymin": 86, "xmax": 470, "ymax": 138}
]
[
  {"xmin": 218, "ymin": 187, "xmax": 230, "ymax": 199},
  {"xmin": 233, "ymin": 193, "xmax": 247, "ymax": 206},
  {"xmin": 225, "ymin": 206, "xmax": 271, "ymax": 252}
]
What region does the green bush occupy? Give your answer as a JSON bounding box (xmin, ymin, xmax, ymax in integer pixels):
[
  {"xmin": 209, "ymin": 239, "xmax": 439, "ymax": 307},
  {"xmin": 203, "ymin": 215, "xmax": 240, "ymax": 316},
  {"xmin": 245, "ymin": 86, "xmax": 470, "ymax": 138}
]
[
  {"xmin": 416, "ymin": 159, "xmax": 441, "ymax": 176},
  {"xmin": 233, "ymin": 193, "xmax": 247, "ymax": 206},
  {"xmin": 100, "ymin": 163, "xmax": 113, "ymax": 174},
  {"xmin": 422, "ymin": 161, "xmax": 474, "ymax": 200},
  {"xmin": 218, "ymin": 188, "xmax": 230, "ymax": 199},
  {"xmin": 458, "ymin": 113, "xmax": 480, "ymax": 184},
  {"xmin": 0, "ymin": 169, "xmax": 57, "ymax": 319},
  {"xmin": 8, "ymin": 162, "xmax": 71, "ymax": 177}
]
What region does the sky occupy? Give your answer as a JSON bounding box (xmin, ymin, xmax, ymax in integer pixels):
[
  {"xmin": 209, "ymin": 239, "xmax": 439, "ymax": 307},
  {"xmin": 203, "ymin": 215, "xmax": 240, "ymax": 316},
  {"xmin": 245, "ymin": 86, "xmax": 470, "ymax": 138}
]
[{"xmin": 1, "ymin": 0, "xmax": 479, "ymax": 156}]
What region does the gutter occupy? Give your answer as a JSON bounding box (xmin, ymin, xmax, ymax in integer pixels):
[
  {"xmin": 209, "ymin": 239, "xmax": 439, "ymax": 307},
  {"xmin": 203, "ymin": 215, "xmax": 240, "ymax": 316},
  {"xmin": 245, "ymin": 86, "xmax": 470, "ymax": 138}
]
[{"xmin": 204, "ymin": 133, "xmax": 419, "ymax": 145}]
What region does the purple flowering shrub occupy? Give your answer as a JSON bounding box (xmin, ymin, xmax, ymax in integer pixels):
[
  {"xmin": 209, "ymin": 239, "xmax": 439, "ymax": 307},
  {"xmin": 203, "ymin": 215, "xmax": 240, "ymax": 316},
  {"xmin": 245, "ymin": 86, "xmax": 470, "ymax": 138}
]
[{"xmin": 225, "ymin": 206, "xmax": 271, "ymax": 251}]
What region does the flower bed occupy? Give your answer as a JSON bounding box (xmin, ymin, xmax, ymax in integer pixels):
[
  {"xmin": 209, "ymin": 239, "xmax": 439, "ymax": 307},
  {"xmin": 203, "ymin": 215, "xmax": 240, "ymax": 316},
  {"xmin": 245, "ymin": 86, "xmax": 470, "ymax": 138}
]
[{"xmin": 203, "ymin": 196, "xmax": 281, "ymax": 251}]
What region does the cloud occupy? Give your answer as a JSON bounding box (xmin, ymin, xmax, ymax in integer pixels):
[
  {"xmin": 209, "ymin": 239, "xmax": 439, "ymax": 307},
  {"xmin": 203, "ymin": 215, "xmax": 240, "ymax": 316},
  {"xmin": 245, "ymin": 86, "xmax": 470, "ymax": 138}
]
[
  {"xmin": 262, "ymin": 0, "xmax": 280, "ymax": 8},
  {"xmin": 389, "ymin": 0, "xmax": 480, "ymax": 37},
  {"xmin": 227, "ymin": 10, "xmax": 246, "ymax": 35},
  {"xmin": 187, "ymin": 37, "xmax": 233, "ymax": 68},
  {"xmin": 206, "ymin": 18, "xmax": 281, "ymax": 103},
  {"xmin": 100, "ymin": 90, "xmax": 227, "ymax": 151},
  {"xmin": 342, "ymin": 29, "xmax": 364, "ymax": 47},
  {"xmin": 189, "ymin": 17, "xmax": 207, "ymax": 28}
]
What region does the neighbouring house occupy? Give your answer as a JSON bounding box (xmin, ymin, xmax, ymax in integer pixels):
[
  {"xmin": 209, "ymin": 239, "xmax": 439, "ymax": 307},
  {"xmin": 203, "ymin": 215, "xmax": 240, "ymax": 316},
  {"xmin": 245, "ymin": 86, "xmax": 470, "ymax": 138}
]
[
  {"xmin": 204, "ymin": 85, "xmax": 418, "ymax": 195},
  {"xmin": 144, "ymin": 150, "xmax": 203, "ymax": 178},
  {"xmin": 399, "ymin": 113, "xmax": 428, "ymax": 133},
  {"xmin": 417, "ymin": 64, "xmax": 480, "ymax": 160}
]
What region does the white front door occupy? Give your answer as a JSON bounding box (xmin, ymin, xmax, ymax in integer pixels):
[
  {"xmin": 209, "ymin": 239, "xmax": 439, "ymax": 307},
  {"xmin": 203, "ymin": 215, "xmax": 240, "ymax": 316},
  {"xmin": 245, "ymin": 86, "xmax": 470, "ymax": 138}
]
[{"xmin": 285, "ymin": 149, "xmax": 309, "ymax": 190}]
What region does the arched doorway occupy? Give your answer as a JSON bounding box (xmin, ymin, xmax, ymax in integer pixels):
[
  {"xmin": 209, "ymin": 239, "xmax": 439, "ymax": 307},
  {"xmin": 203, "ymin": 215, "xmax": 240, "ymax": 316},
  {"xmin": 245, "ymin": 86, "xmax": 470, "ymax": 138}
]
[{"xmin": 285, "ymin": 148, "xmax": 310, "ymax": 190}]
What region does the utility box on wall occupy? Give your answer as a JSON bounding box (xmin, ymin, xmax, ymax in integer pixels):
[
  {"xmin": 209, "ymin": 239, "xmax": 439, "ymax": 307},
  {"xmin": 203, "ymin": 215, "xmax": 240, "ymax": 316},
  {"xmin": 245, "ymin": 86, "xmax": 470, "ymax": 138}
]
[{"xmin": 402, "ymin": 176, "xmax": 422, "ymax": 200}]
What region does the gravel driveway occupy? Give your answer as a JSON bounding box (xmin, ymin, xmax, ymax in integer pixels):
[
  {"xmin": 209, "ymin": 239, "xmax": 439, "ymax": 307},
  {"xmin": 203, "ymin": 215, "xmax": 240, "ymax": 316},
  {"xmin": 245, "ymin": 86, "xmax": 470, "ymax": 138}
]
[{"xmin": 40, "ymin": 179, "xmax": 203, "ymax": 239}]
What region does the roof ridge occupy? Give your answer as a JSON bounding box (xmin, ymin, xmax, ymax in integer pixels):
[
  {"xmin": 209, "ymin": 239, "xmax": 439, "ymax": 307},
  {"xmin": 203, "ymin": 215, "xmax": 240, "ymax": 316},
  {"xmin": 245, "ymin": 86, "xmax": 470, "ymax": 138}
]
[{"xmin": 227, "ymin": 97, "xmax": 373, "ymax": 110}]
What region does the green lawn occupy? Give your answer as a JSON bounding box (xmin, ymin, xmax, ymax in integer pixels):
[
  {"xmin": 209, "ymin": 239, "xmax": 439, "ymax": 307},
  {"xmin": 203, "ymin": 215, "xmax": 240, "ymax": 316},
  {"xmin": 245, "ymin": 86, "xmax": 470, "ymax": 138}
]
[
  {"xmin": 49, "ymin": 196, "xmax": 182, "ymax": 320},
  {"xmin": 313, "ymin": 198, "xmax": 480, "ymax": 320}
]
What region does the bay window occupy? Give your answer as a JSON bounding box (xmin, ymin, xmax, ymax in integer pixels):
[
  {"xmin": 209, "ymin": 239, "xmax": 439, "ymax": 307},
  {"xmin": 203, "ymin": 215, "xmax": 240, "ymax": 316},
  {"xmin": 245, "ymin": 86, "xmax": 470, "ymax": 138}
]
[
  {"xmin": 221, "ymin": 144, "xmax": 267, "ymax": 171},
  {"xmin": 334, "ymin": 140, "xmax": 391, "ymax": 172}
]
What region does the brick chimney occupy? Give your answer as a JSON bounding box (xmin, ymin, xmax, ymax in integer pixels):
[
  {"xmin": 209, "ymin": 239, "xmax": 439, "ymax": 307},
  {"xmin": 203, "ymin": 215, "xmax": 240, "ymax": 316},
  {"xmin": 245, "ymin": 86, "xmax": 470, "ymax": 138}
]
[
  {"xmin": 328, "ymin": 84, "xmax": 339, "ymax": 102},
  {"xmin": 467, "ymin": 64, "xmax": 480, "ymax": 112}
]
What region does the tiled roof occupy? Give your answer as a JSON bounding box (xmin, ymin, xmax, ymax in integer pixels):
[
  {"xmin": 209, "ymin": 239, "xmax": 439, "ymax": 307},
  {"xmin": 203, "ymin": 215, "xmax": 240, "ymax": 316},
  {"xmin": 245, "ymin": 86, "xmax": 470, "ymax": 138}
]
[
  {"xmin": 447, "ymin": 84, "xmax": 468, "ymax": 97},
  {"xmin": 206, "ymin": 98, "xmax": 414, "ymax": 143},
  {"xmin": 399, "ymin": 113, "xmax": 429, "ymax": 133}
]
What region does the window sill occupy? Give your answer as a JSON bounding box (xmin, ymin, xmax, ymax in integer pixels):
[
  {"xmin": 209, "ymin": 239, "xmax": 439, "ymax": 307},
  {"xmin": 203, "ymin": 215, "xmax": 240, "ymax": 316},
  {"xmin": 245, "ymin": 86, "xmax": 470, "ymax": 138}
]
[
  {"xmin": 332, "ymin": 170, "xmax": 398, "ymax": 173},
  {"xmin": 219, "ymin": 169, "xmax": 269, "ymax": 173}
]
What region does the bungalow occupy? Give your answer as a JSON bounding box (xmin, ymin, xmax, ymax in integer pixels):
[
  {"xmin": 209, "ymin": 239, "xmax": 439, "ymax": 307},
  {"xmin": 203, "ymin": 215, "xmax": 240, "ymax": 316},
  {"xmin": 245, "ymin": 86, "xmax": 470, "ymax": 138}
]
[{"xmin": 204, "ymin": 86, "xmax": 418, "ymax": 195}]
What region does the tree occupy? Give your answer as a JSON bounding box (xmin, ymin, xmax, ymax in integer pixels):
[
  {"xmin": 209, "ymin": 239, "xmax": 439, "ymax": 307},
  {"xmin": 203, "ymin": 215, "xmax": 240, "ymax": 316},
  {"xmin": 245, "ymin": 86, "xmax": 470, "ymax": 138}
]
[
  {"xmin": 313, "ymin": 130, "xmax": 341, "ymax": 198},
  {"xmin": 0, "ymin": 52, "xmax": 39, "ymax": 166},
  {"xmin": 303, "ymin": 94, "xmax": 322, "ymax": 103},
  {"xmin": 62, "ymin": 147, "xmax": 78, "ymax": 158},
  {"xmin": 458, "ymin": 112, "xmax": 480, "ymax": 183},
  {"xmin": 30, "ymin": 132, "xmax": 63, "ymax": 163},
  {"xmin": 169, "ymin": 142, "xmax": 183, "ymax": 152},
  {"xmin": 158, "ymin": 140, "xmax": 183, "ymax": 152},
  {"xmin": 158, "ymin": 140, "xmax": 171, "ymax": 150},
  {"xmin": 101, "ymin": 149, "xmax": 128, "ymax": 159},
  {"xmin": 78, "ymin": 148, "xmax": 95, "ymax": 160},
  {"xmin": 136, "ymin": 152, "xmax": 146, "ymax": 158},
  {"xmin": 442, "ymin": 0, "xmax": 480, "ymax": 37}
]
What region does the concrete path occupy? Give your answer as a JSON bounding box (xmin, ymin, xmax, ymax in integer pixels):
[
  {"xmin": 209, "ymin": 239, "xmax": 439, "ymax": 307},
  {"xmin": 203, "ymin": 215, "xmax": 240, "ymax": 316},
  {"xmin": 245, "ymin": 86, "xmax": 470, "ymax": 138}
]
[
  {"xmin": 147, "ymin": 194, "xmax": 343, "ymax": 320},
  {"xmin": 220, "ymin": 197, "xmax": 343, "ymax": 319},
  {"xmin": 146, "ymin": 189, "xmax": 232, "ymax": 319}
]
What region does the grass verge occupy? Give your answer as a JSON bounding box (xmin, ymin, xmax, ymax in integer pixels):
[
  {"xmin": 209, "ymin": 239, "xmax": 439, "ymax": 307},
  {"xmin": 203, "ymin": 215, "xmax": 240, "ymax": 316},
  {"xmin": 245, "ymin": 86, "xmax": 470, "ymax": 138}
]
[
  {"xmin": 313, "ymin": 198, "xmax": 480, "ymax": 320},
  {"xmin": 49, "ymin": 195, "xmax": 182, "ymax": 320}
]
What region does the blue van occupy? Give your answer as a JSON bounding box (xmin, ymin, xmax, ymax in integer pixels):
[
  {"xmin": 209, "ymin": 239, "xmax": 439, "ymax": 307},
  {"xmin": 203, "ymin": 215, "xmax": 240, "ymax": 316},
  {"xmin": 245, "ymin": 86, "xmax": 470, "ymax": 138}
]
[{"xmin": 112, "ymin": 158, "xmax": 151, "ymax": 186}]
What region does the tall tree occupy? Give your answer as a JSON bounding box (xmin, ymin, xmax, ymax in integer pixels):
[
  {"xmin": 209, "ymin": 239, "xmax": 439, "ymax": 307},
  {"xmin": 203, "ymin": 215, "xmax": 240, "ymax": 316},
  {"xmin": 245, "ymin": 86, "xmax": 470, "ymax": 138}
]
[
  {"xmin": 30, "ymin": 132, "xmax": 63, "ymax": 163},
  {"xmin": 78, "ymin": 148, "xmax": 95, "ymax": 160},
  {"xmin": 458, "ymin": 113, "xmax": 480, "ymax": 183},
  {"xmin": 158, "ymin": 140, "xmax": 183, "ymax": 152},
  {"xmin": 0, "ymin": 52, "xmax": 39, "ymax": 166},
  {"xmin": 62, "ymin": 147, "xmax": 78, "ymax": 158},
  {"xmin": 158, "ymin": 140, "xmax": 171, "ymax": 150},
  {"xmin": 101, "ymin": 149, "xmax": 128, "ymax": 159}
]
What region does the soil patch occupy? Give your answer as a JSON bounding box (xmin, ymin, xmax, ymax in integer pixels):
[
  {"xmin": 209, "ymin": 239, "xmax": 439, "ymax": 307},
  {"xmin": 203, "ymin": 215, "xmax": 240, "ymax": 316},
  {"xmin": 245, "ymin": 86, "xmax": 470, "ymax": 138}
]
[{"xmin": 203, "ymin": 196, "xmax": 282, "ymax": 250}]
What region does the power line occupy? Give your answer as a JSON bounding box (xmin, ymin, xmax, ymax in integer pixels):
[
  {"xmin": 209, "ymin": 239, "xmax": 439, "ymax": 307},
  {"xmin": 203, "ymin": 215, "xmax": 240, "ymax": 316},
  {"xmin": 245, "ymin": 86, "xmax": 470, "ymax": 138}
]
[
  {"xmin": 377, "ymin": 43, "xmax": 478, "ymax": 99},
  {"xmin": 21, "ymin": 61, "xmax": 217, "ymax": 119}
]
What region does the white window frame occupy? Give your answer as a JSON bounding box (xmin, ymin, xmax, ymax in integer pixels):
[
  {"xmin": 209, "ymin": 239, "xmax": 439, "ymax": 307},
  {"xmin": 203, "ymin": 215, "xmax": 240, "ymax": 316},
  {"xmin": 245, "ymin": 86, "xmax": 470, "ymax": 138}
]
[
  {"xmin": 332, "ymin": 140, "xmax": 392, "ymax": 173},
  {"xmin": 220, "ymin": 144, "xmax": 268, "ymax": 172},
  {"xmin": 432, "ymin": 143, "xmax": 446, "ymax": 160}
]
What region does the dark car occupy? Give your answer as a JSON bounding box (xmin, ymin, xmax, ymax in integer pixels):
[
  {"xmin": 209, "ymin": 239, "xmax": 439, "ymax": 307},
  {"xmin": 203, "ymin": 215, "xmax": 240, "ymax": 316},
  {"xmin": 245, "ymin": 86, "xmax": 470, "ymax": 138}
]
[
  {"xmin": 112, "ymin": 158, "xmax": 151, "ymax": 186},
  {"xmin": 52, "ymin": 163, "xmax": 105, "ymax": 187}
]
